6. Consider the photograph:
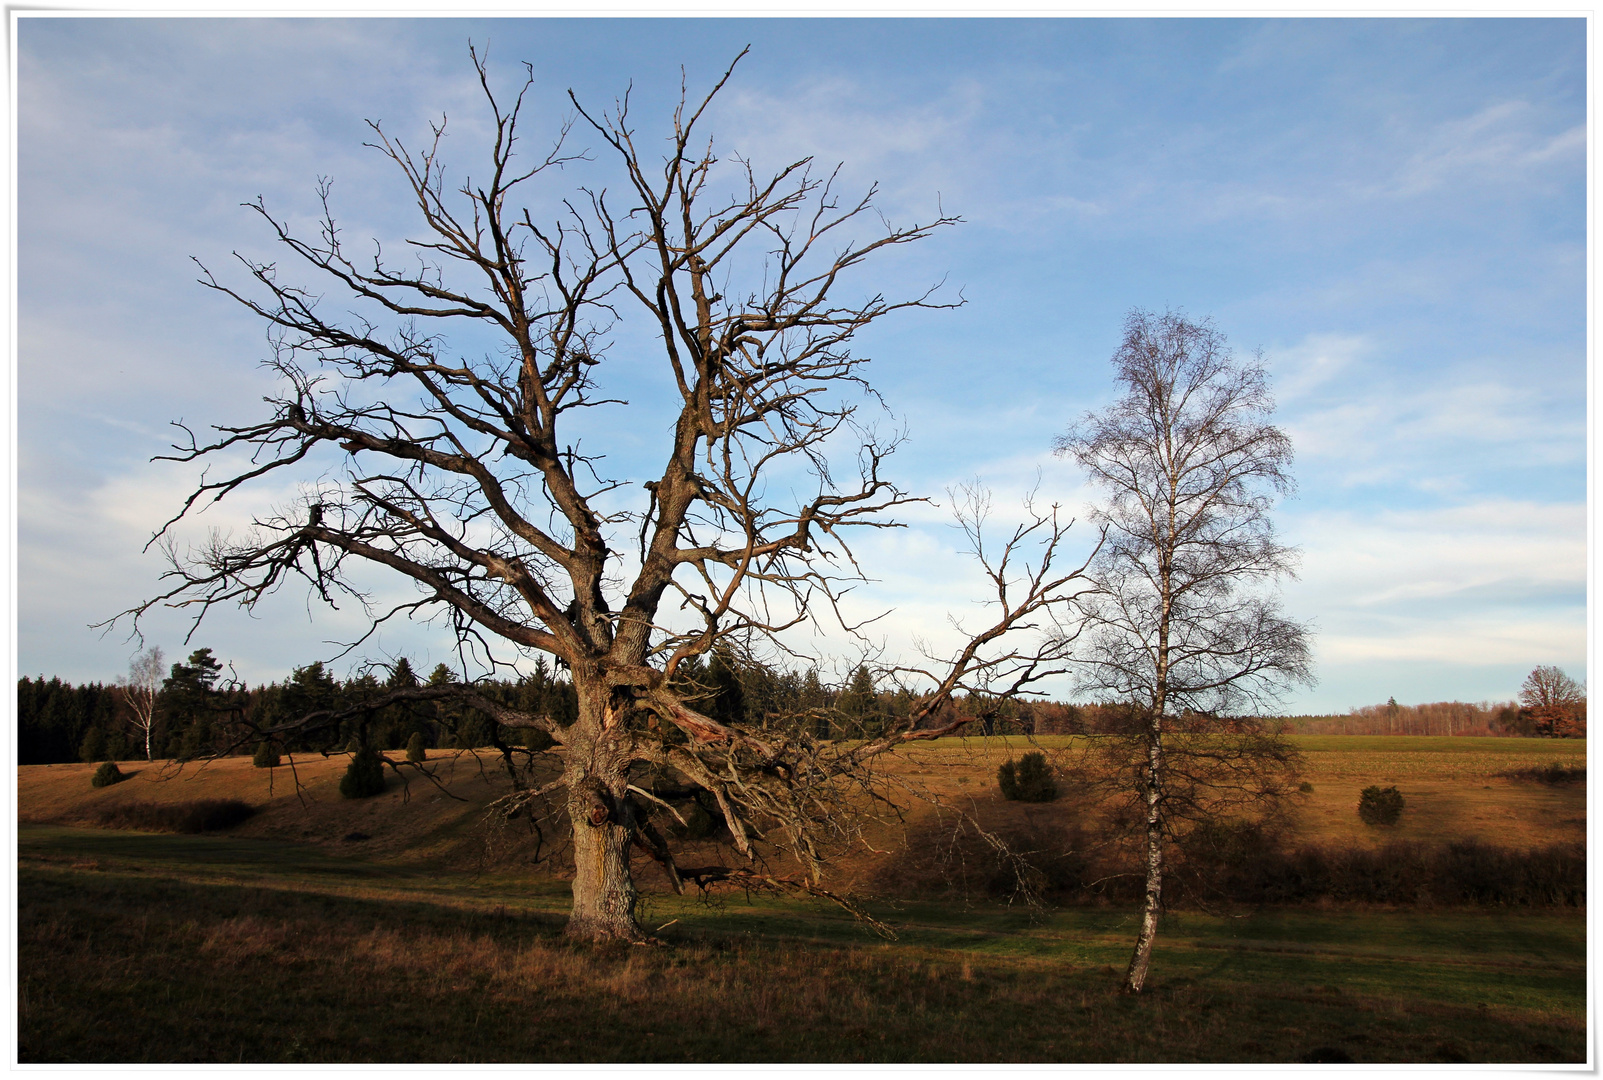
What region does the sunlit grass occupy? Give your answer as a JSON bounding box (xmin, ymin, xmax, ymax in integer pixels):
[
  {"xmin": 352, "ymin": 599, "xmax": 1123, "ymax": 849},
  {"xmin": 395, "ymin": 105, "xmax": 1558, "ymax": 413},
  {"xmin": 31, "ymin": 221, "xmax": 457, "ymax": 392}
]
[{"xmin": 877, "ymin": 735, "xmax": 1586, "ymax": 849}]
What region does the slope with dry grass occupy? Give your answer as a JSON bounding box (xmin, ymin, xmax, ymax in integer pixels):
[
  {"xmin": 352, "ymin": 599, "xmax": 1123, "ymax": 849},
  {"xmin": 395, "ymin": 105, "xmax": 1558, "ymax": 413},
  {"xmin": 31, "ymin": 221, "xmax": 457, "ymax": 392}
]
[
  {"xmin": 20, "ymin": 734, "xmax": 1585, "ymax": 895},
  {"xmin": 18, "ymin": 751, "xmax": 521, "ymax": 864}
]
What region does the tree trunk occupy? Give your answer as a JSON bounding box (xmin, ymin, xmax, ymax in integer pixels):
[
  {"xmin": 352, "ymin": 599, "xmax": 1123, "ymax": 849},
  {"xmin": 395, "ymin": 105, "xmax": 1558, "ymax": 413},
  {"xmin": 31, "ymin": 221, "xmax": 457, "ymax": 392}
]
[
  {"xmin": 564, "ymin": 776, "xmax": 647, "ymax": 942},
  {"xmin": 1124, "ymin": 716, "xmax": 1163, "ymax": 993},
  {"xmin": 561, "ymin": 679, "xmax": 648, "ymax": 943}
]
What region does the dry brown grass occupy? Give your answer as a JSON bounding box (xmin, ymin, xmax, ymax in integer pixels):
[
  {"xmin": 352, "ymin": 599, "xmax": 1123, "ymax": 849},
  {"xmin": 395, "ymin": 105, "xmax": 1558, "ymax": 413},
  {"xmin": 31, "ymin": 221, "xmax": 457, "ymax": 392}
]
[
  {"xmin": 20, "ymin": 735, "xmax": 1585, "ymax": 893},
  {"xmin": 1279, "ymin": 737, "xmax": 1586, "ymax": 848},
  {"xmin": 865, "ymin": 735, "xmax": 1585, "ymax": 850},
  {"xmin": 18, "ymin": 750, "xmax": 524, "ymax": 862}
]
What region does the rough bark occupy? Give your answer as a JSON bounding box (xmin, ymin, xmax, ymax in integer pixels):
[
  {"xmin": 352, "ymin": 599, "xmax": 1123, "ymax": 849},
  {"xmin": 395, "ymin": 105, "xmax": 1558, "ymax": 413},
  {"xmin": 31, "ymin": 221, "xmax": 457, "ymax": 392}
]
[
  {"xmin": 565, "ymin": 776, "xmax": 645, "ymax": 942},
  {"xmin": 557, "ymin": 680, "xmax": 649, "ymax": 942}
]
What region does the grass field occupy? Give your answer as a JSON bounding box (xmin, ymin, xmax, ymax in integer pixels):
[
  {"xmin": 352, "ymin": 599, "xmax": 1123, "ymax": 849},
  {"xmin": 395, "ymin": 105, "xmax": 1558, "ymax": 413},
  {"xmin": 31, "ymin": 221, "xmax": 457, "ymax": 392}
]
[
  {"xmin": 17, "ymin": 825, "xmax": 1585, "ymax": 1063},
  {"xmin": 881, "ymin": 734, "xmax": 1587, "ymax": 850},
  {"xmin": 16, "ymin": 735, "xmax": 1587, "ymax": 1063},
  {"xmin": 23, "ymin": 733, "xmax": 1581, "ymax": 857},
  {"xmin": 1284, "ymin": 736, "xmax": 1586, "ymax": 847}
]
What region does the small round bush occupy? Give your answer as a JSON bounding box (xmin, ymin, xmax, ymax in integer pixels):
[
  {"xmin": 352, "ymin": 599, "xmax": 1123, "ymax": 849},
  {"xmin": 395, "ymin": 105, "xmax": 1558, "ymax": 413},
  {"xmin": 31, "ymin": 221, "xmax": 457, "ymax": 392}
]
[
  {"xmin": 999, "ymin": 751, "xmax": 1057, "ymax": 802},
  {"xmin": 339, "ymin": 745, "xmax": 387, "ymax": 799},
  {"xmin": 405, "ymin": 732, "xmax": 427, "ymax": 763},
  {"xmin": 252, "ymin": 741, "xmax": 280, "ymax": 768},
  {"xmin": 1298, "ymin": 781, "xmax": 1315, "ymax": 793},
  {"xmin": 91, "ymin": 761, "xmax": 124, "ymax": 788},
  {"xmin": 1358, "ymin": 784, "xmax": 1404, "ymax": 826}
]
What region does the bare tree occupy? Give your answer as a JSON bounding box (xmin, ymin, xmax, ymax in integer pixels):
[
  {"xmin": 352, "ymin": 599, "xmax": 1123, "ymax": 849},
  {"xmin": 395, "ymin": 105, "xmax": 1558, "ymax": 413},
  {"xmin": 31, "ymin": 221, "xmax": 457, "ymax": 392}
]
[
  {"xmin": 1520, "ymin": 666, "xmax": 1583, "ymax": 711},
  {"xmin": 115, "ymin": 646, "xmax": 165, "ymax": 762},
  {"xmin": 1519, "ymin": 665, "xmax": 1585, "ymax": 738},
  {"xmin": 108, "ymin": 49, "xmax": 1092, "ymax": 942},
  {"xmin": 1055, "ymin": 309, "xmax": 1312, "ymax": 992}
]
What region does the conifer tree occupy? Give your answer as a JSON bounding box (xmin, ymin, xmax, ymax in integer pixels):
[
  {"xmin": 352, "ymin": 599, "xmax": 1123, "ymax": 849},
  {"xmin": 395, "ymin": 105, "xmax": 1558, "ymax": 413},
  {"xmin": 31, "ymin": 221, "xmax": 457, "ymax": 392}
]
[{"xmin": 340, "ymin": 744, "xmax": 386, "ymax": 799}]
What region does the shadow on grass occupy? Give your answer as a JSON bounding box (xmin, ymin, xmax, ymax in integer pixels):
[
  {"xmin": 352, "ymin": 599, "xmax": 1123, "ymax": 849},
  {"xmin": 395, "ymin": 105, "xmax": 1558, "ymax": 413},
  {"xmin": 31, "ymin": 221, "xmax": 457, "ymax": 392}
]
[{"xmin": 16, "ymin": 825, "xmax": 1588, "ymax": 1065}]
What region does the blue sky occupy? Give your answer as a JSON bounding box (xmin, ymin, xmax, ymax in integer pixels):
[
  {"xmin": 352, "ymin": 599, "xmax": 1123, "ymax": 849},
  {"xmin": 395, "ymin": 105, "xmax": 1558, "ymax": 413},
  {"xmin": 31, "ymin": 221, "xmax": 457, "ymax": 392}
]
[{"xmin": 14, "ymin": 17, "xmax": 1588, "ymax": 713}]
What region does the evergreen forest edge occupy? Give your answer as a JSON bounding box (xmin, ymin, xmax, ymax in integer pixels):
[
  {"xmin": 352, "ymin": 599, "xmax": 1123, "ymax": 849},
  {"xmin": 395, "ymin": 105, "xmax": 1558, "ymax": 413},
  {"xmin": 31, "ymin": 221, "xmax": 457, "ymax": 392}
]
[{"xmin": 18, "ymin": 648, "xmax": 1586, "ymax": 768}]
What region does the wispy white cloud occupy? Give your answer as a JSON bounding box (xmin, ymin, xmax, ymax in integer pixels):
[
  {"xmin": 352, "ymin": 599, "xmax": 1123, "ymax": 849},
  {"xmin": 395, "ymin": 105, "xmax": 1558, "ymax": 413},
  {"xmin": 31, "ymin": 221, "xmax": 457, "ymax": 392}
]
[
  {"xmin": 1317, "ymin": 618, "xmax": 1581, "ymax": 668},
  {"xmin": 710, "ymin": 74, "xmax": 991, "ymax": 222},
  {"xmin": 1381, "ymin": 101, "xmax": 1584, "ymax": 198},
  {"xmin": 1268, "ymin": 332, "xmax": 1368, "ymax": 404},
  {"xmin": 19, "ymin": 453, "xmax": 484, "ymax": 685},
  {"xmin": 1280, "ymin": 360, "xmax": 1584, "ymax": 487},
  {"xmin": 1282, "ymin": 499, "xmax": 1584, "ymax": 683}
]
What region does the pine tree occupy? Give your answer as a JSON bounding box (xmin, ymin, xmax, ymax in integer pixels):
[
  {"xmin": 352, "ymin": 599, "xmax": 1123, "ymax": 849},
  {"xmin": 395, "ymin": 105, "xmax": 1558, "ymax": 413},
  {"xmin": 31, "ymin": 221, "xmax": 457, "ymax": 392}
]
[
  {"xmin": 1358, "ymin": 785, "xmax": 1404, "ymax": 826},
  {"xmin": 387, "ymin": 657, "xmax": 418, "ymax": 689},
  {"xmin": 705, "ymin": 646, "xmax": 747, "ymax": 727},
  {"xmin": 340, "ymin": 745, "xmax": 387, "ymax": 799},
  {"xmin": 801, "ymin": 668, "xmax": 830, "ymax": 739},
  {"xmin": 78, "ymin": 724, "xmax": 108, "ymax": 765},
  {"xmin": 164, "ymin": 647, "xmax": 224, "ymax": 759},
  {"xmin": 998, "ymin": 751, "xmax": 1056, "ymax": 802},
  {"xmin": 838, "ymin": 665, "xmax": 883, "ymax": 736}
]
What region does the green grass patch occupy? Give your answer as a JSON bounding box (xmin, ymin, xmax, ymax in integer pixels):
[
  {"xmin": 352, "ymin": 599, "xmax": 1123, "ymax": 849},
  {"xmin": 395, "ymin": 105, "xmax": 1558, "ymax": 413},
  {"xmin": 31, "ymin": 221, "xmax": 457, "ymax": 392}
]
[{"xmin": 17, "ymin": 825, "xmax": 1585, "ymax": 1064}]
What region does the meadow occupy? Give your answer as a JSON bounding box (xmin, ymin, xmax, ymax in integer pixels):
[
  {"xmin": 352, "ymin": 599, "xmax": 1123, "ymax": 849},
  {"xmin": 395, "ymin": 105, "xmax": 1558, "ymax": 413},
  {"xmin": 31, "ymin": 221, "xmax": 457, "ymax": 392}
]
[{"xmin": 16, "ymin": 735, "xmax": 1587, "ymax": 1063}]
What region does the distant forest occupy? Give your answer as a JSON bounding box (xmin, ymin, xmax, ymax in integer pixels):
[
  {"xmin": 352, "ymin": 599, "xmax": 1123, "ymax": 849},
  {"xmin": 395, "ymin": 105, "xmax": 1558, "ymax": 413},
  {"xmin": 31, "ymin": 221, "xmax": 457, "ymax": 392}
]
[
  {"xmin": 1278, "ymin": 699, "xmax": 1568, "ymax": 738},
  {"xmin": 19, "ymin": 647, "xmax": 1035, "ymax": 766},
  {"xmin": 16, "ymin": 648, "xmax": 1579, "ymax": 766}
]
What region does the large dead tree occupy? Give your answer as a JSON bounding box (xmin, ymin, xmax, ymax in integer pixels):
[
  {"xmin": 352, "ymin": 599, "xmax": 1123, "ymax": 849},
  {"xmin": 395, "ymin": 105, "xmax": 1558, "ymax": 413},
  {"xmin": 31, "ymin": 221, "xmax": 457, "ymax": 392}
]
[
  {"xmin": 111, "ymin": 49, "xmax": 1092, "ymax": 942},
  {"xmin": 1055, "ymin": 309, "xmax": 1312, "ymax": 992}
]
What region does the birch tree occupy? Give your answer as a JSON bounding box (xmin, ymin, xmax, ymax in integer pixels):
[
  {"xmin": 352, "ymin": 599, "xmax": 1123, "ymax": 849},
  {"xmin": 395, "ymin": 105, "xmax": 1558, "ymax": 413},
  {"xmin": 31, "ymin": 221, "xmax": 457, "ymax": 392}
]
[
  {"xmin": 1056, "ymin": 309, "xmax": 1312, "ymax": 992},
  {"xmin": 115, "ymin": 646, "xmax": 165, "ymax": 762}
]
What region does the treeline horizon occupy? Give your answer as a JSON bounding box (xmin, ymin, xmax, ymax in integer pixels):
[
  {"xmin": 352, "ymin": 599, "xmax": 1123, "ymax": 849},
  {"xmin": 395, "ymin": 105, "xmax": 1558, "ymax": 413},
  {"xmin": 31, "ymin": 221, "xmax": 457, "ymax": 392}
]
[
  {"xmin": 17, "ymin": 649, "xmax": 1585, "ymax": 767},
  {"xmin": 1280, "ymin": 696, "xmax": 1587, "ymax": 738}
]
